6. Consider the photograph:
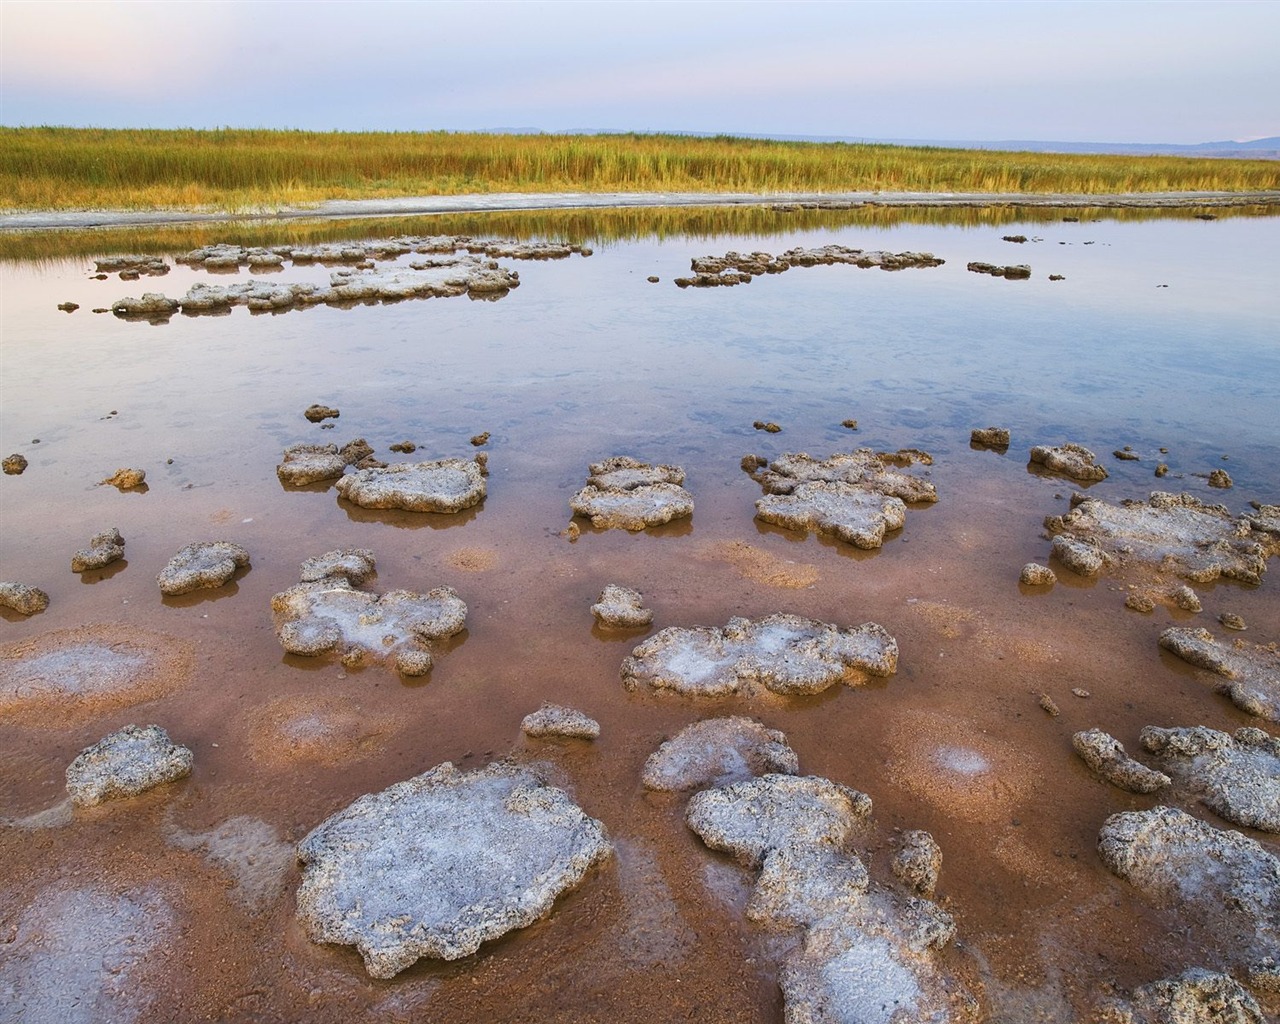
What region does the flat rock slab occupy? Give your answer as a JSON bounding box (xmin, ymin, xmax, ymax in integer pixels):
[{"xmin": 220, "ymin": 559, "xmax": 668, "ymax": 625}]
[
  {"xmin": 643, "ymin": 716, "xmax": 799, "ymax": 791},
  {"xmin": 622, "ymin": 614, "xmax": 898, "ymax": 697},
  {"xmin": 586, "ymin": 455, "xmax": 685, "ymax": 490},
  {"xmin": 569, "ymin": 456, "xmax": 693, "ymax": 530},
  {"xmin": 520, "ymin": 704, "xmax": 600, "ymax": 739},
  {"xmin": 71, "ymin": 528, "xmax": 125, "ymax": 573},
  {"xmin": 1159, "ymin": 627, "xmax": 1280, "ymax": 722},
  {"xmin": 755, "ymin": 448, "xmax": 938, "ymax": 504},
  {"xmin": 1095, "ymin": 969, "xmax": 1265, "ymax": 1024},
  {"xmin": 272, "ymin": 578, "xmax": 466, "ymax": 675},
  {"xmin": 591, "ymin": 584, "xmax": 653, "ymax": 627},
  {"xmin": 276, "ymin": 440, "xmax": 373, "ymax": 486},
  {"xmin": 335, "ymin": 458, "xmax": 486, "ymax": 513},
  {"xmin": 1098, "ymin": 806, "xmax": 1280, "ymax": 963},
  {"xmin": 156, "ymin": 541, "xmax": 250, "ymax": 596},
  {"xmin": 1072, "ymin": 728, "xmax": 1170, "ymax": 793},
  {"xmin": 296, "ymin": 762, "xmax": 612, "ymax": 978},
  {"xmin": 1140, "ymin": 725, "xmax": 1280, "ymax": 833},
  {"xmin": 1029, "ymin": 442, "xmax": 1108, "ymax": 481},
  {"xmin": 65, "ymin": 724, "xmax": 193, "ymax": 806},
  {"xmin": 756, "ymin": 481, "xmax": 907, "ymax": 549},
  {"xmin": 1046, "ymin": 492, "xmax": 1275, "ymax": 586}
]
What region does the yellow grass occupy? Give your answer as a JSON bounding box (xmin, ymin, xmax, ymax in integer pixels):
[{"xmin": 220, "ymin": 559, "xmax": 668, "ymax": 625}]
[{"xmin": 3, "ymin": 128, "xmax": 1278, "ymax": 213}]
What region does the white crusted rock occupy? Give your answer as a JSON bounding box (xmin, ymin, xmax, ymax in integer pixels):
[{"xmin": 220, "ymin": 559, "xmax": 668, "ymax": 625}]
[
  {"xmin": 642, "ymin": 717, "xmax": 799, "ymax": 792},
  {"xmin": 65, "ymin": 724, "xmax": 192, "ymax": 806}
]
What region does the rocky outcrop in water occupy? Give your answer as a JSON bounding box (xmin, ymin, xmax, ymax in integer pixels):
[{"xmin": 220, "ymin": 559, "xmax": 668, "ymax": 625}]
[
  {"xmin": 570, "ymin": 456, "xmax": 694, "ymax": 530},
  {"xmin": 591, "ymin": 584, "xmax": 654, "ymax": 627},
  {"xmin": 0, "ymin": 581, "xmax": 49, "ymax": 615},
  {"xmin": 1159, "ymin": 627, "xmax": 1280, "ymax": 722},
  {"xmin": 1029, "ymin": 442, "xmax": 1108, "ymax": 481},
  {"xmin": 65, "ymin": 724, "xmax": 193, "ymax": 806},
  {"xmin": 520, "ymin": 704, "xmax": 601, "ymax": 739},
  {"xmin": 622, "ymin": 614, "xmax": 898, "ymax": 697},
  {"xmin": 295, "ymin": 762, "xmax": 611, "ymax": 977},
  {"xmin": 71, "ymin": 528, "xmax": 125, "ymax": 573},
  {"xmin": 335, "ymin": 457, "xmax": 486, "ymax": 513},
  {"xmin": 93, "ymin": 254, "xmax": 169, "ymax": 278},
  {"xmin": 156, "ymin": 541, "xmax": 250, "ymax": 596},
  {"xmin": 642, "ymin": 717, "xmax": 799, "ymax": 791},
  {"xmin": 674, "ymin": 245, "xmax": 945, "ymax": 286},
  {"xmin": 967, "ymin": 261, "xmax": 1031, "ymax": 279},
  {"xmin": 1073, "ymin": 729, "xmax": 1170, "ymax": 793},
  {"xmin": 276, "ymin": 439, "xmax": 376, "ymax": 486}
]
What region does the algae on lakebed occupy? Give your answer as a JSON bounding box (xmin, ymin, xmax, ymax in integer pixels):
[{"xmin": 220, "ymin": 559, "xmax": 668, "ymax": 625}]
[{"xmin": 1, "ymin": 207, "xmax": 1278, "ymax": 1023}]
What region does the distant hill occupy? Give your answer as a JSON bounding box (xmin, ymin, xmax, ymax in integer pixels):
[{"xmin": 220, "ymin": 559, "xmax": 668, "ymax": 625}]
[{"xmin": 512, "ymin": 128, "xmax": 1280, "ymax": 160}]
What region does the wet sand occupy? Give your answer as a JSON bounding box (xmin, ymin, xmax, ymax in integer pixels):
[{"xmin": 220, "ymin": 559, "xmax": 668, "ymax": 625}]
[{"xmin": 1, "ymin": 212, "xmax": 1277, "ymax": 1021}]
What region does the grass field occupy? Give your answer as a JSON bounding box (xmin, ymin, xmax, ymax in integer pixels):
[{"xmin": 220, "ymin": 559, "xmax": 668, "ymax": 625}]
[{"xmin": 3, "ymin": 128, "xmax": 1278, "ymax": 213}]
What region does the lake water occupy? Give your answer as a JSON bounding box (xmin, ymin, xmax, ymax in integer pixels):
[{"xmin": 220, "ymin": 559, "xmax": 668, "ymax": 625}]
[{"xmin": 1, "ymin": 204, "xmax": 1277, "ymax": 1022}]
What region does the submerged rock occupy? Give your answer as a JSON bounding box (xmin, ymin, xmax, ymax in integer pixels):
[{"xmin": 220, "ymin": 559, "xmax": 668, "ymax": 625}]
[
  {"xmin": 591, "ymin": 584, "xmax": 654, "ymax": 628},
  {"xmin": 622, "ymin": 614, "xmax": 898, "ymax": 698},
  {"xmin": 520, "ymin": 703, "xmax": 601, "ymax": 739},
  {"xmin": 1045, "ymin": 492, "xmax": 1275, "ymax": 586},
  {"xmin": 156, "ymin": 541, "xmax": 250, "ymax": 596},
  {"xmin": 71, "ymin": 528, "xmax": 125, "ymax": 573},
  {"xmin": 295, "ymin": 761, "xmax": 612, "ymax": 977},
  {"xmin": 642, "ymin": 717, "xmax": 799, "ymax": 791},
  {"xmin": 570, "ymin": 456, "xmax": 693, "ymax": 530},
  {"xmin": 271, "ymin": 575, "xmax": 466, "ymax": 675},
  {"xmin": 1072, "ymin": 729, "xmax": 1170, "ymax": 793},
  {"xmin": 1098, "ymin": 806, "xmax": 1280, "ymax": 964},
  {"xmin": 1029, "ymin": 442, "xmax": 1108, "ymax": 482},
  {"xmin": 0, "ymin": 581, "xmax": 49, "ymax": 615},
  {"xmin": 1159, "ymin": 627, "xmax": 1280, "ymax": 722},
  {"xmin": 335, "ymin": 457, "xmax": 486, "ymax": 513},
  {"xmin": 1140, "ymin": 725, "xmax": 1280, "ymax": 833},
  {"xmin": 1097, "ymin": 968, "xmax": 1265, "ymax": 1024},
  {"xmin": 65, "ymin": 724, "xmax": 193, "ymax": 806}
]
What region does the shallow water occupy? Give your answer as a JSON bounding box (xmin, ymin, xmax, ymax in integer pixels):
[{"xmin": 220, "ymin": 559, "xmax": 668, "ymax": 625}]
[{"xmin": 1, "ymin": 208, "xmax": 1278, "ymax": 1021}]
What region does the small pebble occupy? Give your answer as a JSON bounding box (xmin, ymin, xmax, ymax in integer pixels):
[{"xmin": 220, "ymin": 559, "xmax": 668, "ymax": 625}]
[
  {"xmin": 841, "ymin": 419, "xmax": 858, "ymax": 430},
  {"xmin": 470, "ymin": 432, "xmax": 491, "ymax": 446},
  {"xmin": 1219, "ymin": 612, "xmax": 1246, "ymax": 631},
  {"xmin": 1071, "ymin": 688, "xmax": 1090, "ymax": 698},
  {"xmin": 1038, "ymin": 694, "xmax": 1060, "ymax": 717},
  {"xmin": 753, "ymin": 421, "xmax": 782, "ymax": 433}
]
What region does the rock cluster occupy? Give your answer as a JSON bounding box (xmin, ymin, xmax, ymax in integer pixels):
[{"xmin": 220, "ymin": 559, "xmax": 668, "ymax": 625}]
[
  {"xmin": 156, "ymin": 541, "xmax": 250, "ymax": 596},
  {"xmin": 967, "ymin": 261, "xmax": 1032, "ymax": 278},
  {"xmin": 335, "ymin": 457, "xmax": 486, "ymax": 513},
  {"xmin": 569, "ymin": 456, "xmax": 694, "ymax": 530},
  {"xmin": 65, "ymin": 724, "xmax": 193, "ymax": 806},
  {"xmin": 271, "ymin": 550, "xmax": 466, "ymax": 675},
  {"xmin": 276, "ymin": 439, "xmax": 375, "ymax": 486},
  {"xmin": 295, "ymin": 762, "xmax": 612, "ymax": 977},
  {"xmin": 93, "ymin": 254, "xmax": 169, "ymax": 278},
  {"xmin": 175, "ymin": 236, "xmax": 591, "ymax": 270},
  {"xmin": 622, "ymin": 613, "xmax": 898, "ymax": 697},
  {"xmin": 674, "ymin": 245, "xmax": 945, "ymax": 287}
]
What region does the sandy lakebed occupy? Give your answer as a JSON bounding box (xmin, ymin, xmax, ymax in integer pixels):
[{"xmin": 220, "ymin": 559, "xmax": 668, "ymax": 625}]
[{"xmin": 1, "ymin": 194, "xmax": 1278, "ymax": 1023}]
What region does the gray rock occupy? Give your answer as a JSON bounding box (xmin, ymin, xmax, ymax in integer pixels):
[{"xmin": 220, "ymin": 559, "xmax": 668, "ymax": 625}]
[
  {"xmin": 156, "ymin": 541, "xmax": 250, "ymax": 595},
  {"xmin": 1029, "ymin": 442, "xmax": 1108, "ymax": 481},
  {"xmin": 95, "ymin": 254, "xmax": 169, "ymax": 277},
  {"xmin": 1172, "ymin": 585, "xmax": 1203, "ymax": 612},
  {"xmin": 1073, "ymin": 729, "xmax": 1170, "ymax": 793},
  {"xmin": 586, "ymin": 455, "xmax": 685, "ymax": 490},
  {"xmin": 1159, "ymin": 627, "xmax": 1280, "ymax": 722},
  {"xmin": 1222, "ymin": 612, "xmax": 1248, "ymax": 631},
  {"xmin": 681, "ymin": 246, "xmax": 944, "ymax": 286},
  {"xmin": 111, "ymin": 292, "xmax": 180, "ymax": 319},
  {"xmin": 892, "ymin": 830, "xmax": 943, "ymax": 896},
  {"xmin": 685, "ymin": 774, "xmax": 872, "ymax": 868},
  {"xmin": 1098, "ymin": 968, "xmax": 1265, "ymax": 1024},
  {"xmin": 298, "ymin": 548, "xmax": 376, "ymax": 584},
  {"xmin": 756, "ymin": 481, "xmax": 908, "ymax": 549},
  {"xmin": 295, "ymin": 761, "xmax": 612, "ymax": 977},
  {"xmin": 1046, "ymin": 492, "xmax": 1275, "ymax": 586},
  {"xmin": 642, "ymin": 717, "xmax": 799, "ymax": 791},
  {"xmin": 521, "ymin": 703, "xmax": 600, "ymax": 739},
  {"xmin": 968, "ymin": 261, "xmax": 1032, "ymax": 279},
  {"xmin": 590, "ymin": 584, "xmax": 654, "ymax": 627},
  {"xmin": 1140, "ymin": 725, "xmax": 1280, "ymax": 832},
  {"xmin": 0, "ymin": 581, "xmax": 49, "ymax": 615},
  {"xmin": 71, "ymin": 528, "xmax": 125, "ymax": 573},
  {"xmin": 65, "ymin": 724, "xmax": 193, "ymax": 806},
  {"xmin": 335, "ymin": 458, "xmax": 486, "ymax": 512},
  {"xmin": 569, "ymin": 457, "xmax": 694, "ymax": 529},
  {"xmin": 1098, "ymin": 806, "xmax": 1280, "ymax": 963},
  {"xmin": 1020, "ymin": 562, "xmax": 1057, "ymax": 585},
  {"xmin": 622, "ymin": 614, "xmax": 898, "ymax": 697},
  {"xmin": 271, "ymin": 577, "xmax": 466, "ymax": 675},
  {"xmin": 276, "ymin": 441, "xmax": 371, "ymax": 486}
]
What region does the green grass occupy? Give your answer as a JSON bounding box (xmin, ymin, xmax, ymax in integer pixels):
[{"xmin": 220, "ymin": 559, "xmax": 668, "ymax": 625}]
[{"xmin": 3, "ymin": 128, "xmax": 1278, "ymax": 212}]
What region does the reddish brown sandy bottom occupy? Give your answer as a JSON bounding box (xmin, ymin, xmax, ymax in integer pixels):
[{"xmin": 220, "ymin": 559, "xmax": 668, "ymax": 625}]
[{"xmin": 1, "ymin": 218, "xmax": 1278, "ymax": 1021}]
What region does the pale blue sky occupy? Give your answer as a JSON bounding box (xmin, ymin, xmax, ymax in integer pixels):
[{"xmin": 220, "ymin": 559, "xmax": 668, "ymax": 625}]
[{"xmin": 2, "ymin": 0, "xmax": 1275, "ymax": 143}]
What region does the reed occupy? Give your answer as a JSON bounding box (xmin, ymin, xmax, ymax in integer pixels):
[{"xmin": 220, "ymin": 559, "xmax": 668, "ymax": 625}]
[{"xmin": 3, "ymin": 128, "xmax": 1277, "ymax": 212}]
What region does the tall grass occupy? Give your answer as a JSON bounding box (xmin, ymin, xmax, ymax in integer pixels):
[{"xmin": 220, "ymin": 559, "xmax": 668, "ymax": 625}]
[{"xmin": 3, "ymin": 128, "xmax": 1278, "ymax": 212}]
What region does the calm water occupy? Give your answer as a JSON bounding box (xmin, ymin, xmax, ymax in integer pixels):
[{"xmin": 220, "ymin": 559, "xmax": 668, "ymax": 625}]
[{"xmin": 1, "ymin": 207, "xmax": 1277, "ymax": 1022}]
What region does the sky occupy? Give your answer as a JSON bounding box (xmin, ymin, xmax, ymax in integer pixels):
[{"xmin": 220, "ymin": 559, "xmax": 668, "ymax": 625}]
[{"xmin": 1, "ymin": 0, "xmax": 1276, "ymax": 144}]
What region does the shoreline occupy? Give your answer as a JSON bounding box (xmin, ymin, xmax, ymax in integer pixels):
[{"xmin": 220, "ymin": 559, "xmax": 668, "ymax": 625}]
[{"xmin": 3, "ymin": 189, "xmax": 1278, "ymax": 233}]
